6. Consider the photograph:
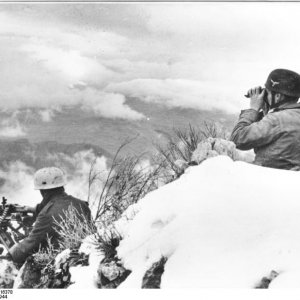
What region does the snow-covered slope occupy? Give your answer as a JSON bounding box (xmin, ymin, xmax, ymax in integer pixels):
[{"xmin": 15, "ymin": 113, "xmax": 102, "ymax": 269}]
[{"xmin": 115, "ymin": 156, "xmax": 300, "ymax": 288}]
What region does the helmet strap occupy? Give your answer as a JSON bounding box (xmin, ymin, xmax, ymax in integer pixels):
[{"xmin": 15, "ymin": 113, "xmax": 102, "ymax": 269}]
[
  {"xmin": 270, "ymin": 92, "xmax": 286, "ymax": 110},
  {"xmin": 269, "ymin": 91, "xmax": 276, "ymax": 109},
  {"xmin": 262, "ymin": 98, "xmax": 270, "ymax": 115}
]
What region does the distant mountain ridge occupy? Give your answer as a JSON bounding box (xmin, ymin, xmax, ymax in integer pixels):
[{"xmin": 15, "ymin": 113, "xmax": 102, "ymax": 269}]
[
  {"xmin": 0, "ymin": 98, "xmax": 237, "ymax": 169},
  {"xmin": 0, "ymin": 138, "xmax": 111, "ymax": 170}
]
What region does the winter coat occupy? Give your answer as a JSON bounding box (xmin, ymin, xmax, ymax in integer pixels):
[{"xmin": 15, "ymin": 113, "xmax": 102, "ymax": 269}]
[
  {"xmin": 9, "ymin": 189, "xmax": 91, "ymax": 264},
  {"xmin": 230, "ymin": 102, "xmax": 300, "ymax": 170}
]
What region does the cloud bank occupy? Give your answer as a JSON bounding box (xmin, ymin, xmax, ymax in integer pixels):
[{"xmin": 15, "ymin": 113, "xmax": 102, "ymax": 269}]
[
  {"xmin": 0, "ymin": 117, "xmax": 26, "ymax": 138},
  {"xmin": 1, "ymin": 3, "xmax": 300, "ymax": 119},
  {"xmin": 106, "ymin": 78, "xmax": 239, "ymax": 113}
]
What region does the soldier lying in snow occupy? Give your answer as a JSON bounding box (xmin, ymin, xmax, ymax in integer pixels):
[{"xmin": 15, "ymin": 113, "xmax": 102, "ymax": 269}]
[{"xmin": 8, "ymin": 167, "xmax": 91, "ymax": 264}]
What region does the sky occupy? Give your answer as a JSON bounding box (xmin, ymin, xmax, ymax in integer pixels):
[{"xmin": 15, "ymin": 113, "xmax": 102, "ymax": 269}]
[{"xmin": 1, "ymin": 2, "xmax": 300, "ymax": 129}]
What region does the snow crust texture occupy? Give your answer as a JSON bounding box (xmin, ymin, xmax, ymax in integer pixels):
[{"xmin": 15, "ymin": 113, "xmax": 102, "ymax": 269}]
[{"xmin": 116, "ymin": 156, "xmax": 300, "ymax": 288}]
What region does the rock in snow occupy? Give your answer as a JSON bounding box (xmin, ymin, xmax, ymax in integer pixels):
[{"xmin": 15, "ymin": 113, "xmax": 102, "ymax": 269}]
[
  {"xmin": 0, "ymin": 260, "xmax": 18, "ymax": 288},
  {"xmin": 142, "ymin": 257, "xmax": 167, "ymax": 288},
  {"xmin": 192, "ymin": 137, "xmax": 255, "ymax": 164},
  {"xmin": 116, "ymin": 155, "xmax": 300, "ymax": 288}
]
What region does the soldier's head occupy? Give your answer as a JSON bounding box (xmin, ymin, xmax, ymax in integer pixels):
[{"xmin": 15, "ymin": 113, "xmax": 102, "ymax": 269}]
[
  {"xmin": 34, "ymin": 167, "xmax": 66, "ymax": 197},
  {"xmin": 265, "ymin": 69, "xmax": 300, "ymax": 108}
]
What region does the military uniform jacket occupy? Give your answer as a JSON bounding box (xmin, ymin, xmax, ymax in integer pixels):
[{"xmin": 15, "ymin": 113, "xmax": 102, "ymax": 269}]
[
  {"xmin": 230, "ymin": 102, "xmax": 300, "ymax": 170},
  {"xmin": 10, "ymin": 189, "xmax": 91, "ymax": 263}
]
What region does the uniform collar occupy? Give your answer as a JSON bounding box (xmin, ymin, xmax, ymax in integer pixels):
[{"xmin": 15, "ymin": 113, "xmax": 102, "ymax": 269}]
[
  {"xmin": 40, "ymin": 188, "xmax": 66, "ymax": 208},
  {"xmin": 272, "ymin": 101, "xmax": 300, "ymax": 112}
]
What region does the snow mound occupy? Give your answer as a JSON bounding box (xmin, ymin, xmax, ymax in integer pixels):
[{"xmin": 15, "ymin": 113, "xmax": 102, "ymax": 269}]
[{"xmin": 116, "ymin": 156, "xmax": 300, "ymax": 288}]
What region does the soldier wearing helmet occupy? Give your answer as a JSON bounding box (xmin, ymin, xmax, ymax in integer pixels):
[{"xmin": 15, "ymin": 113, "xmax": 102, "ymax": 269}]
[
  {"xmin": 8, "ymin": 167, "xmax": 91, "ymax": 264},
  {"xmin": 230, "ymin": 69, "xmax": 300, "ymax": 170}
]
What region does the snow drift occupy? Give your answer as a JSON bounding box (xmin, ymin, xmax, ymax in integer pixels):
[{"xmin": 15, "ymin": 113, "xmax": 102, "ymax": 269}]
[{"xmin": 115, "ymin": 155, "xmax": 300, "ymax": 288}]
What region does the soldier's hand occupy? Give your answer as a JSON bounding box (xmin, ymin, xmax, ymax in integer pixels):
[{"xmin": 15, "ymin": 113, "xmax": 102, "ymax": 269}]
[{"xmin": 247, "ymin": 86, "xmax": 266, "ymax": 111}]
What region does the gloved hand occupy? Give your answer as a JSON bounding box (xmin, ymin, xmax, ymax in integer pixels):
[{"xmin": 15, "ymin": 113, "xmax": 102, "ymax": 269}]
[{"xmin": 247, "ymin": 86, "xmax": 267, "ymax": 112}]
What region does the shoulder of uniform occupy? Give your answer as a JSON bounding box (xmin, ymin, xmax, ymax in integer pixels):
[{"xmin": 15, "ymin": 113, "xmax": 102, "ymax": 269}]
[
  {"xmin": 38, "ymin": 201, "xmax": 54, "ymax": 214},
  {"xmin": 64, "ymin": 194, "xmax": 87, "ymax": 205},
  {"xmin": 262, "ymin": 111, "xmax": 280, "ymax": 119}
]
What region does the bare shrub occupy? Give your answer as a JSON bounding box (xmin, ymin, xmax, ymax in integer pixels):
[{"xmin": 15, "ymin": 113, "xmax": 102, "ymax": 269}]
[
  {"xmin": 88, "ymin": 138, "xmax": 164, "ymax": 224},
  {"xmin": 53, "ymin": 205, "xmax": 96, "ymax": 250},
  {"xmin": 155, "ymin": 124, "xmax": 202, "ymax": 180},
  {"xmin": 155, "ymin": 122, "xmax": 230, "ymax": 181},
  {"xmin": 94, "ymin": 225, "xmax": 122, "ymax": 260},
  {"xmin": 32, "ymin": 236, "xmax": 58, "ymax": 268},
  {"xmin": 201, "ymin": 121, "xmax": 229, "ymax": 139}
]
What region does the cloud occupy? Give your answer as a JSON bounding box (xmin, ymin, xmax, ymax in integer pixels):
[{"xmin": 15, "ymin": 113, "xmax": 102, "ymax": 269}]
[
  {"xmin": 0, "ymin": 10, "xmax": 128, "ymax": 58},
  {"xmin": 80, "ymin": 90, "xmax": 145, "ymax": 120},
  {"xmin": 2, "ymin": 3, "xmax": 300, "ymax": 117},
  {"xmin": 106, "ymin": 78, "xmax": 239, "ymax": 113},
  {"xmin": 0, "ymin": 126, "xmax": 25, "ymax": 138},
  {"xmin": 0, "ymin": 10, "xmax": 143, "ymax": 120},
  {"xmin": 38, "ymin": 109, "xmax": 55, "ymax": 122},
  {"xmin": 1, "ymin": 77, "xmax": 143, "ymax": 120},
  {"xmin": 0, "ymin": 117, "xmax": 26, "ymax": 138},
  {"xmin": 0, "ymin": 108, "xmax": 59, "ymax": 126},
  {"xmin": 21, "ymin": 43, "xmax": 115, "ymax": 83},
  {"xmin": 0, "ymin": 161, "xmax": 38, "ymax": 206}
]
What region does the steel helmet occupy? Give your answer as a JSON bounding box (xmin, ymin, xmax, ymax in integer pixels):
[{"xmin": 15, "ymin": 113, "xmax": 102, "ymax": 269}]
[
  {"xmin": 34, "ymin": 167, "xmax": 66, "ymax": 190},
  {"xmin": 265, "ymin": 69, "xmax": 300, "ymax": 98}
]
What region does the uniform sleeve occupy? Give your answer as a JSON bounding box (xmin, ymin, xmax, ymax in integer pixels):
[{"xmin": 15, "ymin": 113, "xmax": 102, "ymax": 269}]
[
  {"xmin": 9, "ymin": 207, "xmax": 54, "ymax": 264},
  {"xmin": 230, "ymin": 109, "xmax": 281, "ymax": 151}
]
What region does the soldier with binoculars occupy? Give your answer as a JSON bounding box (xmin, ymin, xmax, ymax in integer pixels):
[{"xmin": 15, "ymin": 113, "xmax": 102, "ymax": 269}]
[{"xmin": 231, "ymin": 69, "xmax": 300, "ymax": 170}]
